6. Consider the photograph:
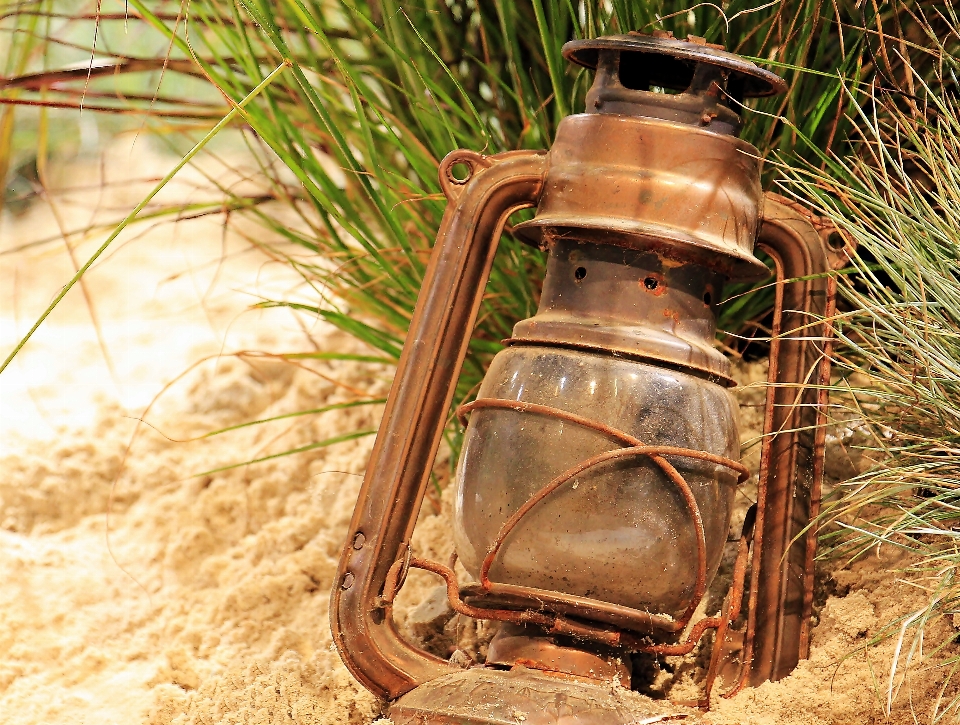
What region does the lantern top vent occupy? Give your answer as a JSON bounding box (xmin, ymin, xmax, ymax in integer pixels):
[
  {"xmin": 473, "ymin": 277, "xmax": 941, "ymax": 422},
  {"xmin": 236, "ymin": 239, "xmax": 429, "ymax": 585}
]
[{"xmin": 563, "ymin": 32, "xmax": 786, "ymax": 135}]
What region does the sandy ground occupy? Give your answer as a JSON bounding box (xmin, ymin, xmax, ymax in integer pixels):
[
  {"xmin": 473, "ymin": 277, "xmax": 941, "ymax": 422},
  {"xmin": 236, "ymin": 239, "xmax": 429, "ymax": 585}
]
[{"xmin": 0, "ymin": 138, "xmax": 956, "ymax": 724}]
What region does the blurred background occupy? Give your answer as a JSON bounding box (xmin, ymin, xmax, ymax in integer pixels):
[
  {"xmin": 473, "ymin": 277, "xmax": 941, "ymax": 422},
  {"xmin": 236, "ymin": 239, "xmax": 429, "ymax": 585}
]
[{"xmin": 0, "ymin": 2, "xmax": 314, "ymax": 451}]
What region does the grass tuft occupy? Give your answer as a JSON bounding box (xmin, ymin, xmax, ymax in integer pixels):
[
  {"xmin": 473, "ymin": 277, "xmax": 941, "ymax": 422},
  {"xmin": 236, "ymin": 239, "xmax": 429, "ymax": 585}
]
[{"xmin": 782, "ymin": 14, "xmax": 960, "ymax": 717}]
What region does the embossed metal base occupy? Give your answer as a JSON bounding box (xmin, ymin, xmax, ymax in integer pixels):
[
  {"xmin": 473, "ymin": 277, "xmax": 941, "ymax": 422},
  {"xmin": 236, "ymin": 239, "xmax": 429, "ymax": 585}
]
[{"xmin": 388, "ymin": 667, "xmax": 698, "ymax": 725}]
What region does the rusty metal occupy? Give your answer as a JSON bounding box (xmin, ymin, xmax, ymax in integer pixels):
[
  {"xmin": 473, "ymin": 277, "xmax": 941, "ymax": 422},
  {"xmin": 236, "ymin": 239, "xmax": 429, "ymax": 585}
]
[
  {"xmin": 503, "ymin": 238, "xmax": 736, "ymax": 385},
  {"xmin": 395, "ymin": 555, "xmax": 637, "ymax": 651},
  {"xmin": 512, "ymin": 114, "xmax": 768, "ymax": 282},
  {"xmin": 734, "ymin": 197, "xmax": 850, "ymax": 688},
  {"xmin": 563, "ymin": 32, "xmax": 787, "ymax": 99},
  {"xmin": 387, "ymin": 667, "xmax": 696, "ymax": 725},
  {"xmin": 330, "ymin": 32, "xmax": 845, "ymax": 723},
  {"xmin": 701, "ymin": 505, "xmax": 756, "ymax": 708},
  {"xmin": 485, "ymin": 624, "xmax": 631, "ymax": 683},
  {"xmin": 514, "ymin": 34, "xmax": 786, "ymax": 281},
  {"xmin": 402, "ymin": 545, "xmax": 748, "ymax": 661},
  {"xmin": 329, "ymin": 148, "xmax": 547, "ymax": 700},
  {"xmin": 800, "ymin": 272, "xmax": 840, "ymax": 657}
]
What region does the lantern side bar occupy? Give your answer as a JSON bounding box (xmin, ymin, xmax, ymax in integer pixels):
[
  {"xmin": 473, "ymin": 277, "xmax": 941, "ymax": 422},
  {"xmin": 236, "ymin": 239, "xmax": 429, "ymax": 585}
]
[
  {"xmin": 799, "ymin": 271, "xmax": 838, "ymax": 657},
  {"xmin": 329, "ymin": 150, "xmax": 547, "ymax": 701},
  {"xmin": 743, "ymin": 194, "xmax": 849, "ymax": 686}
]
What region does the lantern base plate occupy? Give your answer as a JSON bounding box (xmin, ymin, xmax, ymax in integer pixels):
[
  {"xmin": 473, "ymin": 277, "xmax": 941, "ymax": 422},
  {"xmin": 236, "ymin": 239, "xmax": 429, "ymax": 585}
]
[{"xmin": 387, "ymin": 666, "xmax": 700, "ymax": 725}]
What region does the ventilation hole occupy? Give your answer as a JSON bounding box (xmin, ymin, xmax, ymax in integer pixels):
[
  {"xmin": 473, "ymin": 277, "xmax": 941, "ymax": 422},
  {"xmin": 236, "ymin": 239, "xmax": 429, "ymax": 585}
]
[
  {"xmin": 643, "ymin": 276, "xmax": 659, "ymax": 290},
  {"xmin": 575, "ymin": 266, "xmax": 587, "ymax": 281},
  {"xmin": 617, "ymin": 51, "xmax": 693, "ymax": 93},
  {"xmin": 703, "ymin": 291, "xmax": 712, "ymax": 305}
]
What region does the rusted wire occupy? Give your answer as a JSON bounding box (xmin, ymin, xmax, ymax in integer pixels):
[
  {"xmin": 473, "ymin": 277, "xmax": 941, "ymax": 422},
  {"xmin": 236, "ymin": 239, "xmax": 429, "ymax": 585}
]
[
  {"xmin": 479, "ymin": 443, "xmax": 749, "ymax": 631},
  {"xmin": 701, "ymin": 505, "xmax": 757, "ymax": 708},
  {"xmin": 400, "ymin": 556, "xmax": 623, "ymax": 647},
  {"xmin": 458, "ymin": 398, "xmax": 644, "ymax": 446},
  {"xmin": 386, "ymin": 513, "xmax": 751, "ymax": 655},
  {"xmin": 381, "ymin": 544, "xmax": 411, "ymax": 605},
  {"xmin": 620, "ymin": 506, "xmax": 753, "ymax": 684},
  {"xmin": 460, "ymin": 397, "xmax": 748, "ymax": 632},
  {"xmin": 629, "ymin": 615, "xmax": 723, "ymax": 655}
]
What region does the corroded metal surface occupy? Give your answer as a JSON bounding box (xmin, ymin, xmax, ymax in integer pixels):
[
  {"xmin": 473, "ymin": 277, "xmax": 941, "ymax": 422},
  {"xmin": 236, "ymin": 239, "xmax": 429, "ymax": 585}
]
[
  {"xmin": 329, "ymin": 148, "xmax": 548, "ymax": 700},
  {"xmin": 330, "ymin": 31, "xmax": 842, "ymax": 722},
  {"xmin": 388, "ymin": 667, "xmax": 699, "ymax": 725},
  {"xmin": 563, "ymin": 32, "xmax": 787, "ymax": 98},
  {"xmin": 484, "ymin": 624, "xmax": 631, "ymax": 683},
  {"xmin": 513, "ymin": 114, "xmax": 769, "ymax": 281},
  {"xmin": 734, "ymin": 195, "xmax": 851, "ymax": 688},
  {"xmin": 508, "ymin": 237, "xmax": 734, "ymax": 382}
]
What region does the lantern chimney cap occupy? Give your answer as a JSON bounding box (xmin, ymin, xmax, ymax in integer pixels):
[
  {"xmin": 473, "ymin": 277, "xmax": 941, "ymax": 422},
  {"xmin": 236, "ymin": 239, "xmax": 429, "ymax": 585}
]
[{"xmin": 562, "ymin": 32, "xmax": 787, "ymax": 100}]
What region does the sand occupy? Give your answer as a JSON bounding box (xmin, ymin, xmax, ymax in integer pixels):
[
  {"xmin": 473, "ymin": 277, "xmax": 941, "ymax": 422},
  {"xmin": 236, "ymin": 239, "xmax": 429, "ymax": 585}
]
[{"xmin": 1, "ymin": 138, "xmax": 956, "ymax": 724}]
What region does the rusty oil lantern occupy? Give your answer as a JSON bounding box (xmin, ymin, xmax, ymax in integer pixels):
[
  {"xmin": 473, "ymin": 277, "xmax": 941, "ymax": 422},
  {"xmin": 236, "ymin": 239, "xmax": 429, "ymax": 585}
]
[{"xmin": 330, "ymin": 33, "xmax": 850, "ymax": 724}]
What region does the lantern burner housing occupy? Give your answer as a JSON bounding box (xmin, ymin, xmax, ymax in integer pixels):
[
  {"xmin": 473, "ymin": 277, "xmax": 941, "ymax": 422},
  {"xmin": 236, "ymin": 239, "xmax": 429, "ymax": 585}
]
[{"xmin": 567, "ymin": 32, "xmax": 785, "ymax": 134}]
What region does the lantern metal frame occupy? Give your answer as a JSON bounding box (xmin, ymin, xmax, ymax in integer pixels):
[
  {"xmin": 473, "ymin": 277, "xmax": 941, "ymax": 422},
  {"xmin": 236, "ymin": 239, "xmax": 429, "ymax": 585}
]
[{"xmin": 329, "ymin": 33, "xmax": 853, "ymax": 718}]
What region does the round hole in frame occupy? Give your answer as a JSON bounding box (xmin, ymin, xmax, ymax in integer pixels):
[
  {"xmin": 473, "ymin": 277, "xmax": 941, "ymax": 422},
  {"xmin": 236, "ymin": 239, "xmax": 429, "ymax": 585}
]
[
  {"xmin": 449, "ymin": 161, "xmax": 473, "ymax": 184},
  {"xmin": 827, "ymin": 231, "xmax": 846, "ymax": 251}
]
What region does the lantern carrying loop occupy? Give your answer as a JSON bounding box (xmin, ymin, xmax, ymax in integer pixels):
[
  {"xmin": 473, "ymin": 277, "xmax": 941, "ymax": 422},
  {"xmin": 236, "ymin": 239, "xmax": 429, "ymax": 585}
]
[{"xmin": 438, "ymin": 149, "xmax": 493, "ymax": 201}]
